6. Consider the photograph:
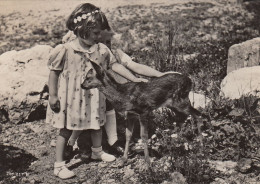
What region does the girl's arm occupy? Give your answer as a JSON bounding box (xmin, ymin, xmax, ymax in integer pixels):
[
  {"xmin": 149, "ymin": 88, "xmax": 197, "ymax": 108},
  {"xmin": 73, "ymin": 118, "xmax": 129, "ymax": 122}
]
[
  {"xmin": 111, "ymin": 63, "xmax": 148, "ymax": 82},
  {"xmin": 127, "ymin": 61, "xmax": 181, "ymax": 77},
  {"xmin": 115, "ymin": 49, "xmax": 165, "ymax": 77},
  {"xmin": 127, "ymin": 61, "xmax": 164, "ymax": 77},
  {"xmin": 48, "ymin": 70, "xmax": 61, "ymax": 112}
]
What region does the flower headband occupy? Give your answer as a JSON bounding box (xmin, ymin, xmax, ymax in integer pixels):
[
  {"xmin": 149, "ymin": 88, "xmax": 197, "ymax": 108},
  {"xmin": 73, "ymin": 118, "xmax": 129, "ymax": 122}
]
[{"xmin": 73, "ymin": 10, "xmax": 100, "ymax": 24}]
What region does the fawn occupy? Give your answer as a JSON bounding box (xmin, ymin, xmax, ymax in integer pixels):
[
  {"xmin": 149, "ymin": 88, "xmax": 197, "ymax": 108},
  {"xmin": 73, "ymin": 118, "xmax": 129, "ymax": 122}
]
[{"xmin": 81, "ymin": 61, "xmax": 204, "ymax": 168}]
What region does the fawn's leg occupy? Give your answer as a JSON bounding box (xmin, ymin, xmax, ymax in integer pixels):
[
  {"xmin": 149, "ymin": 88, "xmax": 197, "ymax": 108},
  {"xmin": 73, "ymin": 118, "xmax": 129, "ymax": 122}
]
[
  {"xmin": 139, "ymin": 115, "xmax": 150, "ymax": 164},
  {"xmin": 172, "ymin": 97, "xmax": 204, "ymax": 144},
  {"xmin": 121, "ymin": 114, "xmax": 135, "ymax": 163}
]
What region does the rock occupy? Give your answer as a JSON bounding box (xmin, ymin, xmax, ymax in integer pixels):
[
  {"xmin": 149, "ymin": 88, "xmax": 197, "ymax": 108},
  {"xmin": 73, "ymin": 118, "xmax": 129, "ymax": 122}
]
[
  {"xmin": 3, "ymin": 137, "xmax": 9, "ymax": 143},
  {"xmin": 123, "ymin": 166, "xmax": 135, "ymax": 180},
  {"xmin": 189, "ymin": 91, "xmax": 211, "ymax": 109},
  {"xmin": 220, "ymin": 66, "xmax": 260, "ymax": 99},
  {"xmin": 212, "ymin": 178, "xmax": 228, "ymax": 184},
  {"xmin": 106, "ymin": 179, "xmax": 115, "ymax": 183},
  {"xmin": 0, "ymin": 45, "xmax": 52, "ymax": 123},
  {"xmin": 11, "ymin": 176, "xmax": 17, "ymax": 180},
  {"xmin": 44, "ymin": 164, "xmax": 52, "ymax": 170},
  {"xmin": 39, "ymin": 149, "xmax": 48, "ymax": 157},
  {"xmin": 209, "ymin": 160, "xmax": 237, "ymax": 174},
  {"xmin": 50, "ymin": 139, "xmax": 56, "ymax": 147},
  {"xmin": 252, "ymin": 158, "xmax": 260, "ymax": 168},
  {"xmin": 170, "ymin": 172, "xmax": 187, "ymax": 184},
  {"xmin": 29, "ymin": 124, "xmax": 44, "ymax": 134},
  {"xmin": 23, "ymin": 127, "xmax": 32, "ymax": 134},
  {"xmin": 99, "ymin": 162, "xmax": 109, "ymax": 168},
  {"xmin": 21, "ymin": 178, "xmax": 29, "ymax": 183},
  {"xmin": 237, "ymin": 158, "xmax": 252, "ymax": 173},
  {"xmin": 0, "ymin": 108, "xmax": 9, "ymax": 123},
  {"xmin": 227, "ymin": 37, "xmax": 260, "ymax": 74},
  {"xmin": 29, "ymin": 179, "xmax": 36, "ymax": 184}
]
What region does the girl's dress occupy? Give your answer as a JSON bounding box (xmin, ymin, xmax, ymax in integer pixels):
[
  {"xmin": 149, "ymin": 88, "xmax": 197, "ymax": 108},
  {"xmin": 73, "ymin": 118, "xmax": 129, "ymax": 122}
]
[
  {"xmin": 46, "ymin": 40, "xmax": 116, "ymax": 130},
  {"xmin": 61, "ymin": 31, "xmax": 132, "ymax": 84}
]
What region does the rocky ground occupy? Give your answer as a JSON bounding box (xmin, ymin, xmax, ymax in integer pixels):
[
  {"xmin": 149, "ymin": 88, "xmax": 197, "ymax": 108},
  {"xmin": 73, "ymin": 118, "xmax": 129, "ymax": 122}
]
[
  {"xmin": 1, "ymin": 119, "xmax": 259, "ymax": 184},
  {"xmin": 0, "ymin": 0, "xmax": 260, "ymax": 183}
]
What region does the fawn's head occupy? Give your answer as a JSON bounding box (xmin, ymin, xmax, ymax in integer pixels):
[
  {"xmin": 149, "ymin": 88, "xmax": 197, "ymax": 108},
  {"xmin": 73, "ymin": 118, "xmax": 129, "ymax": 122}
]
[{"xmin": 81, "ymin": 61, "xmax": 105, "ymax": 90}]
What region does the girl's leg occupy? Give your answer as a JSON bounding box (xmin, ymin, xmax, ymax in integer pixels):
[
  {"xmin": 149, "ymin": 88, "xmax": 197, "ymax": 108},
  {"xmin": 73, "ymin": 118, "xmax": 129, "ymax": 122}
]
[
  {"xmin": 54, "ymin": 128, "xmax": 75, "ymax": 179},
  {"xmin": 68, "ymin": 130, "xmax": 83, "ymax": 146},
  {"xmin": 104, "ymin": 109, "xmax": 118, "ymax": 146},
  {"xmin": 104, "ymin": 109, "xmax": 124, "ymax": 155},
  {"xmin": 56, "ymin": 128, "xmax": 72, "ymax": 162},
  {"xmin": 91, "ymin": 128, "xmax": 102, "ymax": 148},
  {"xmin": 90, "ymin": 129, "xmax": 116, "ymax": 162}
]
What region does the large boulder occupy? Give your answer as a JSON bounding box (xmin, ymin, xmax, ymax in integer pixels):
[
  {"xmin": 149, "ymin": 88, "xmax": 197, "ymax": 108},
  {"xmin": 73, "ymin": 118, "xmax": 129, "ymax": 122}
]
[
  {"xmin": 220, "ymin": 66, "xmax": 260, "ymax": 99},
  {"xmin": 0, "ymin": 45, "xmax": 52, "ymax": 123},
  {"xmin": 227, "ymin": 37, "xmax": 260, "ymax": 74}
]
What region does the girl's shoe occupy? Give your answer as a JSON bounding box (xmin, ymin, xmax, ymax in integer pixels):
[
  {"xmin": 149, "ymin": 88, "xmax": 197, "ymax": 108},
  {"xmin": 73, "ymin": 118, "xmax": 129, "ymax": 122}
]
[
  {"xmin": 54, "ymin": 161, "xmax": 75, "ymax": 179},
  {"xmin": 91, "ymin": 146, "xmax": 116, "ymax": 162},
  {"xmin": 108, "ymin": 141, "xmax": 124, "ymax": 156}
]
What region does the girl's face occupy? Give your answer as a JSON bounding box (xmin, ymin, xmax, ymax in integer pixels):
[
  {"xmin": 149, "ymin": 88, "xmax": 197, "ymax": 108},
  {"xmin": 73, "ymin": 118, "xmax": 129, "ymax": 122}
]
[{"xmin": 78, "ymin": 26, "xmax": 102, "ymax": 48}]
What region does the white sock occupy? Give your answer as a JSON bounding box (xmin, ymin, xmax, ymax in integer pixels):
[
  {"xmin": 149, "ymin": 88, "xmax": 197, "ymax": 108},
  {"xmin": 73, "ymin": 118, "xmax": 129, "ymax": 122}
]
[
  {"xmin": 104, "ymin": 110, "xmax": 118, "ymax": 146},
  {"xmin": 54, "ymin": 161, "xmax": 66, "ymax": 168}
]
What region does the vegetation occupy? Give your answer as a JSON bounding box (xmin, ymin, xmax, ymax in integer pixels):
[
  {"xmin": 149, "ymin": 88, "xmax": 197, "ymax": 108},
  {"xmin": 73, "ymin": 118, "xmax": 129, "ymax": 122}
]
[{"xmin": 0, "ymin": 0, "xmax": 259, "ymax": 183}]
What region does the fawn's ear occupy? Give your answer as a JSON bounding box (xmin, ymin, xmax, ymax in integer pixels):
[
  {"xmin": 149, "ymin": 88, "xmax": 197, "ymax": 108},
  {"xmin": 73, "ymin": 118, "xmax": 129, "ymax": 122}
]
[{"xmin": 90, "ymin": 61, "xmax": 104, "ymax": 77}]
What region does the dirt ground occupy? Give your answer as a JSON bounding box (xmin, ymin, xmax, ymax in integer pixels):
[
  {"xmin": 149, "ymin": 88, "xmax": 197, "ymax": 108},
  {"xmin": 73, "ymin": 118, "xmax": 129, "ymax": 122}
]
[{"xmin": 1, "ymin": 0, "xmax": 259, "ymax": 183}]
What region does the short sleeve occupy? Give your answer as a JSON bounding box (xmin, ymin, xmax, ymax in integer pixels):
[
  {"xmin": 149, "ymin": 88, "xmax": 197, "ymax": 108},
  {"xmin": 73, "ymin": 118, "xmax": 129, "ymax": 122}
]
[
  {"xmin": 47, "ymin": 44, "xmax": 67, "ymax": 71},
  {"xmin": 62, "ymin": 31, "xmax": 76, "ymax": 43}
]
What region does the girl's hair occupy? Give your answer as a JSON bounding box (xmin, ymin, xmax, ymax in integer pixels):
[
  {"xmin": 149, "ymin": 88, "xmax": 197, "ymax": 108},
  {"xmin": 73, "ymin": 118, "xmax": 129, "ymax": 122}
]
[{"xmin": 66, "ymin": 3, "xmax": 111, "ymax": 39}]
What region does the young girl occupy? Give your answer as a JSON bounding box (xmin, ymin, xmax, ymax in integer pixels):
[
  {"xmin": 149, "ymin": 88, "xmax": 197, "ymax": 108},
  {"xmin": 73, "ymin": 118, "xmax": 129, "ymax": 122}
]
[
  {"xmin": 46, "ymin": 3, "xmax": 118, "ymax": 179},
  {"xmin": 62, "ymin": 28, "xmax": 177, "ymax": 156}
]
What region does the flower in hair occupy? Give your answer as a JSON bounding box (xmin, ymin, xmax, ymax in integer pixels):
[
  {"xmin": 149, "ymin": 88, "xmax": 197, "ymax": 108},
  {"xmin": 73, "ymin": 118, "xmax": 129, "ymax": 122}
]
[
  {"xmin": 73, "ymin": 10, "xmax": 100, "ymax": 24},
  {"xmin": 82, "ymin": 14, "xmax": 87, "ymax": 19},
  {"xmin": 77, "ymin": 16, "xmax": 82, "ymax": 22}
]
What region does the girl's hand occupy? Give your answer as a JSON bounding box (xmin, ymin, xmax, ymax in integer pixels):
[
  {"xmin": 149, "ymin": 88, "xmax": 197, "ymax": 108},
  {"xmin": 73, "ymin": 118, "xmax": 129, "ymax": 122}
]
[
  {"xmin": 133, "ymin": 78, "xmax": 149, "ymax": 82},
  {"xmin": 49, "ymin": 96, "xmax": 60, "ymax": 113}
]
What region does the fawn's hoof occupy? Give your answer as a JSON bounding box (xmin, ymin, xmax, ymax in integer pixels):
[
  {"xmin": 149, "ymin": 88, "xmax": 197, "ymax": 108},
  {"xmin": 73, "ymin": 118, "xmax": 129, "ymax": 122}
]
[
  {"xmin": 139, "ymin": 162, "xmax": 150, "ymax": 171},
  {"xmin": 138, "ymin": 157, "xmax": 151, "ymax": 171},
  {"xmin": 118, "ymin": 157, "xmax": 128, "ymax": 167}
]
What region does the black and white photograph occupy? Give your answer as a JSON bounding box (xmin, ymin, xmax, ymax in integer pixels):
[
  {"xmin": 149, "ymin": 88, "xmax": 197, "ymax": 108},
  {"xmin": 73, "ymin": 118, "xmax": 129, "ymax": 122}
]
[{"xmin": 0, "ymin": 0, "xmax": 259, "ymax": 183}]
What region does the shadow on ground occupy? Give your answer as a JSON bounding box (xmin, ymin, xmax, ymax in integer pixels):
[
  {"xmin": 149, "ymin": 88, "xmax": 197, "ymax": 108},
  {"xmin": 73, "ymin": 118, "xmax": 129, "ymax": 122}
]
[{"xmin": 0, "ymin": 144, "xmax": 37, "ymax": 180}]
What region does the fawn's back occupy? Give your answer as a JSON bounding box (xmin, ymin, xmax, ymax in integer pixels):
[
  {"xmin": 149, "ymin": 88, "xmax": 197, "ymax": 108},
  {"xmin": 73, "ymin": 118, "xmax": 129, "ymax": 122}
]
[
  {"xmin": 81, "ymin": 61, "xmax": 196, "ymax": 117},
  {"xmin": 108, "ymin": 72, "xmax": 193, "ymax": 115}
]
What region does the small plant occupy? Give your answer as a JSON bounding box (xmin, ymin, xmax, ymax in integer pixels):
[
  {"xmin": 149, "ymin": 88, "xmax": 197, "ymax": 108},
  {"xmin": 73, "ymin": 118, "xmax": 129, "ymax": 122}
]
[
  {"xmin": 150, "ymin": 21, "xmax": 185, "ymax": 72},
  {"xmin": 147, "ymin": 111, "xmax": 217, "ymax": 183},
  {"xmin": 204, "ymin": 94, "xmax": 260, "ymax": 161}
]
